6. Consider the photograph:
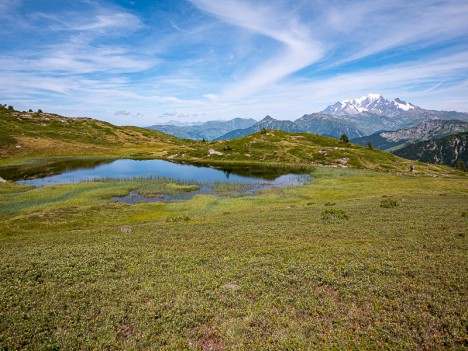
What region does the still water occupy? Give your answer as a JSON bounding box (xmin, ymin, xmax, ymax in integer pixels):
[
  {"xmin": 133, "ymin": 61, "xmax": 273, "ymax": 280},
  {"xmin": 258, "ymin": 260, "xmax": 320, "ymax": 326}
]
[{"xmin": 1, "ymin": 159, "xmax": 311, "ymax": 188}]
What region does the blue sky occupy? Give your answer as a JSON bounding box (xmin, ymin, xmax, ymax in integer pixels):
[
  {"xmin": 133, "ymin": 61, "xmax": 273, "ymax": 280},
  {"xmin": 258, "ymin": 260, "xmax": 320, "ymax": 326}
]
[{"xmin": 1, "ymin": 0, "xmax": 467, "ymax": 125}]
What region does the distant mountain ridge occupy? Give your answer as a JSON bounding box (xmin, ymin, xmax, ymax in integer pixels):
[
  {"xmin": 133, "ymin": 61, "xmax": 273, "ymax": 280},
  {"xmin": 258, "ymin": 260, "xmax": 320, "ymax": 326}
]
[
  {"xmin": 216, "ymin": 114, "xmax": 364, "ymax": 141},
  {"xmin": 147, "ymin": 118, "xmax": 257, "ymax": 140},
  {"xmin": 294, "ymin": 113, "xmax": 365, "ymax": 139},
  {"xmin": 216, "ymin": 116, "xmax": 302, "ymax": 140},
  {"xmin": 351, "ymin": 120, "xmax": 468, "ymax": 151},
  {"xmin": 148, "ymin": 94, "xmax": 468, "ymax": 141}
]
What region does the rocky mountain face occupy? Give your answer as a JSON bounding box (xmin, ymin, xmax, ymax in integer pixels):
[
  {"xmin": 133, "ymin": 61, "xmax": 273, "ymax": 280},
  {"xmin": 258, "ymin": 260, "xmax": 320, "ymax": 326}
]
[
  {"xmin": 351, "ymin": 120, "xmax": 468, "ymax": 151},
  {"xmin": 147, "ymin": 118, "xmax": 257, "ymax": 140},
  {"xmin": 393, "ymin": 132, "xmax": 468, "ymax": 167},
  {"xmin": 322, "ymin": 94, "xmax": 468, "ymax": 135}
]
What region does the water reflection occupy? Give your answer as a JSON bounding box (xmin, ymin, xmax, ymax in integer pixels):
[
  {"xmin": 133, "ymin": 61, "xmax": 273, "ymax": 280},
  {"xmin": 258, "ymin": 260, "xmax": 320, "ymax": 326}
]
[
  {"xmin": 0, "ymin": 158, "xmax": 113, "ymax": 181},
  {"xmin": 0, "ymin": 158, "xmax": 312, "ymax": 188}
]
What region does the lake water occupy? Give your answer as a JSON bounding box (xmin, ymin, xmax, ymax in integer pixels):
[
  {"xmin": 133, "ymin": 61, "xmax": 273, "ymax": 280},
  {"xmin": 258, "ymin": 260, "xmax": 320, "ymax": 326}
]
[{"xmin": 2, "ymin": 159, "xmax": 311, "ymax": 188}]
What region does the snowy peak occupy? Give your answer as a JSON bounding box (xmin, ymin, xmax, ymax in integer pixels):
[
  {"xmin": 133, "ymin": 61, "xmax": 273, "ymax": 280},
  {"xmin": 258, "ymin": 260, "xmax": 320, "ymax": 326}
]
[
  {"xmin": 322, "ymin": 94, "xmax": 418, "ymax": 116},
  {"xmin": 393, "ymin": 98, "xmax": 416, "ymax": 111}
]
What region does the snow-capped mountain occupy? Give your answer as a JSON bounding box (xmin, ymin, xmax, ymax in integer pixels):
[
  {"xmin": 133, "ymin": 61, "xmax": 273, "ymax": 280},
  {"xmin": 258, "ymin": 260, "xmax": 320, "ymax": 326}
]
[{"xmin": 322, "ymin": 94, "xmax": 418, "ymax": 117}]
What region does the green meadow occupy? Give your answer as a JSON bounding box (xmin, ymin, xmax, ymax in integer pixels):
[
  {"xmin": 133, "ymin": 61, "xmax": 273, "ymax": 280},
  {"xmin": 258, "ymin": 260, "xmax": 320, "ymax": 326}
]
[
  {"xmin": 1, "ymin": 108, "xmax": 467, "ymax": 349},
  {"xmin": 1, "ymin": 166, "xmax": 467, "ymax": 350}
]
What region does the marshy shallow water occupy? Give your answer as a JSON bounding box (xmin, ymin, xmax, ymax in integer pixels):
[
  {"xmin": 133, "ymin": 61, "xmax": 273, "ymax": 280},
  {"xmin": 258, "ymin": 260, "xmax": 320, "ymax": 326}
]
[{"xmin": 1, "ymin": 159, "xmax": 312, "ymax": 202}]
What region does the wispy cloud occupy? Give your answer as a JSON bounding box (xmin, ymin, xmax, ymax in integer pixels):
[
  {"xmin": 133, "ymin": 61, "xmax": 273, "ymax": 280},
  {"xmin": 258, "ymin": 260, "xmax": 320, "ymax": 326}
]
[
  {"xmin": 190, "ymin": 0, "xmax": 324, "ymax": 100},
  {"xmin": 32, "ymin": 10, "xmax": 144, "ymax": 33},
  {"xmin": 320, "ymin": 0, "xmax": 468, "ymax": 65}
]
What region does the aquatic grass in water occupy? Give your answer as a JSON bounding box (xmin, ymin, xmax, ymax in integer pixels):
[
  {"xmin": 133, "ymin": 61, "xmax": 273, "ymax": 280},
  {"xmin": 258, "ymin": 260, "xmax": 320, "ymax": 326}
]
[
  {"xmin": 109, "ymin": 177, "xmax": 301, "ymax": 204},
  {"xmin": 12, "ymin": 159, "xmax": 312, "ymax": 187}
]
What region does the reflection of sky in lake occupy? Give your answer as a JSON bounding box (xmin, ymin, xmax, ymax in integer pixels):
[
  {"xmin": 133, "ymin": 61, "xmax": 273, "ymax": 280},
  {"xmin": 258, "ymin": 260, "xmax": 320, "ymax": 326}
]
[{"xmin": 18, "ymin": 159, "xmax": 311, "ymax": 187}]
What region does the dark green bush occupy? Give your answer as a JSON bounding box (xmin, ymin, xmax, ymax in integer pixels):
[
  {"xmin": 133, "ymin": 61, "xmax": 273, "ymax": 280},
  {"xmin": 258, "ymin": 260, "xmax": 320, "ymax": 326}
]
[
  {"xmin": 380, "ymin": 199, "xmax": 399, "ymax": 208},
  {"xmin": 166, "ymin": 215, "xmax": 190, "ymax": 223},
  {"xmin": 321, "ymin": 209, "xmax": 349, "ymax": 222},
  {"xmin": 340, "ymin": 134, "xmax": 349, "ymax": 143},
  {"xmin": 456, "ymin": 160, "xmax": 467, "ymax": 172}
]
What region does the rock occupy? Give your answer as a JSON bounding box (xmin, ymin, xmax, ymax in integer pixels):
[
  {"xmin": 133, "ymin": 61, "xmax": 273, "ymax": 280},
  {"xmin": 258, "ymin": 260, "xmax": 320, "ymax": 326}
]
[
  {"xmin": 336, "ymin": 157, "xmax": 349, "ymax": 165},
  {"xmin": 120, "ymin": 225, "xmax": 132, "ymax": 233},
  {"xmin": 208, "ymin": 149, "xmax": 223, "ymax": 156},
  {"xmin": 0, "ymin": 176, "xmax": 6, "ymax": 183},
  {"xmin": 223, "ymin": 283, "xmax": 240, "ymax": 290}
]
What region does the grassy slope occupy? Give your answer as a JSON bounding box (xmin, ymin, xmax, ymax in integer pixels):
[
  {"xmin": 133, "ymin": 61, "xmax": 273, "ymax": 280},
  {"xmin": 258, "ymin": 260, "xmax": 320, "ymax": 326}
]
[
  {"xmin": 0, "ymin": 108, "xmax": 184, "ymax": 162},
  {"xmin": 170, "ymin": 130, "xmax": 453, "ymax": 175},
  {"xmin": 0, "ymin": 170, "xmax": 467, "ymax": 350}
]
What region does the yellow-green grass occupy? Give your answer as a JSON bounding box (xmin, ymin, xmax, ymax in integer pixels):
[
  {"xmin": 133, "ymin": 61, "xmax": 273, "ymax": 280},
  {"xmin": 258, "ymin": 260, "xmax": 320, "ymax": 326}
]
[
  {"xmin": 172, "ymin": 130, "xmax": 456, "ymax": 175},
  {"xmin": 0, "ymin": 169, "xmax": 467, "ymax": 350},
  {"xmin": 0, "ymin": 109, "xmax": 185, "ymax": 161}
]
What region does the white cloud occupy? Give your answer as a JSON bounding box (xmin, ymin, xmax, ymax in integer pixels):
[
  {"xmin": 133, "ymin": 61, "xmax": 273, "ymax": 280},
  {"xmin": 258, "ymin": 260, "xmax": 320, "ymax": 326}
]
[
  {"xmin": 33, "ymin": 11, "xmax": 143, "ymax": 34},
  {"xmin": 203, "ymin": 94, "xmax": 218, "ymax": 101},
  {"xmin": 114, "ymin": 110, "xmax": 131, "ymax": 116},
  {"xmin": 190, "ymin": 0, "xmax": 324, "ymax": 100}
]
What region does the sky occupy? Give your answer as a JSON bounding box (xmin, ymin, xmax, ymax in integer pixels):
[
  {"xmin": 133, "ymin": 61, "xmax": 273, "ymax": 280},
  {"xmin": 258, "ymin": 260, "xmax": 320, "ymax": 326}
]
[{"xmin": 0, "ymin": 0, "xmax": 467, "ymax": 126}]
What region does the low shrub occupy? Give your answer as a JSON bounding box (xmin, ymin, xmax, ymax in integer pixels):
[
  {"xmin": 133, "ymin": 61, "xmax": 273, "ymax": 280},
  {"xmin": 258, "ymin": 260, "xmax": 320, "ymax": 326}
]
[
  {"xmin": 380, "ymin": 199, "xmax": 399, "ymax": 208},
  {"xmin": 166, "ymin": 215, "xmax": 190, "ymax": 223},
  {"xmin": 321, "ymin": 209, "xmax": 349, "ymax": 222}
]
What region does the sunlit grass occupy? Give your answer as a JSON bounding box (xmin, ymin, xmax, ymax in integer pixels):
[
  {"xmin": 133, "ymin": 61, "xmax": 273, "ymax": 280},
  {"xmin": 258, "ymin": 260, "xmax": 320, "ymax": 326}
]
[{"xmin": 0, "ymin": 167, "xmax": 467, "ymax": 349}]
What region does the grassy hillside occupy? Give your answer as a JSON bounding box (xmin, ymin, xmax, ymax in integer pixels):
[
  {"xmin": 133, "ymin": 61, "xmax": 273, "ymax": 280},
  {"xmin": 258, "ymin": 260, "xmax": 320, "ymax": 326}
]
[
  {"xmin": 0, "ymin": 169, "xmax": 466, "ymax": 349},
  {"xmin": 171, "ymin": 130, "xmax": 453, "ymax": 175},
  {"xmin": 0, "ymin": 107, "xmax": 183, "ymax": 161}
]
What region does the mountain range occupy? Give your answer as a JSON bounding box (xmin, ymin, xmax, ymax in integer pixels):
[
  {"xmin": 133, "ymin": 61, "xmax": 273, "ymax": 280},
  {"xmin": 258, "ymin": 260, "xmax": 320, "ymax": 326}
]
[
  {"xmin": 148, "ymin": 94, "xmax": 468, "ymax": 142},
  {"xmin": 322, "ymin": 94, "xmax": 417, "ymax": 116},
  {"xmin": 216, "ymin": 114, "xmax": 364, "ymax": 140},
  {"xmin": 147, "ymin": 118, "xmax": 256, "ymax": 140},
  {"xmin": 320, "ymin": 94, "xmax": 468, "ymax": 135}
]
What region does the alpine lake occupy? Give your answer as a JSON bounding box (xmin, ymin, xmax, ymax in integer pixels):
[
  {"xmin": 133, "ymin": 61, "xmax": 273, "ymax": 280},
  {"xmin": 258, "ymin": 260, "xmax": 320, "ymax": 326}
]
[{"xmin": 0, "ymin": 158, "xmax": 312, "ymax": 203}]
